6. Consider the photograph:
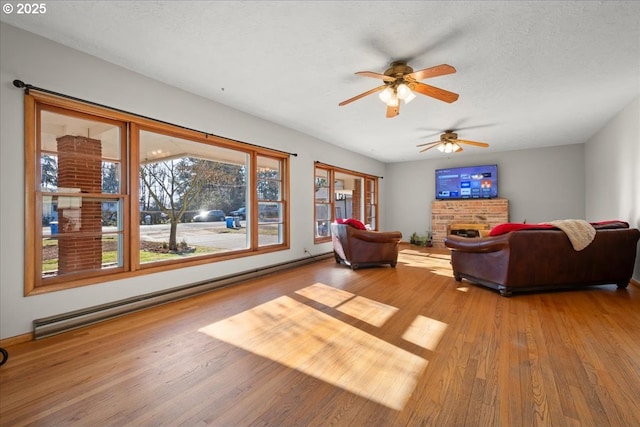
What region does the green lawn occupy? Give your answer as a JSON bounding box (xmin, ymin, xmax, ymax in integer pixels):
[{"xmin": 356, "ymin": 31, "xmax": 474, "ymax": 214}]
[
  {"xmin": 42, "ymin": 239, "xmax": 222, "ymax": 272},
  {"xmin": 41, "ymin": 225, "xmax": 279, "ymax": 273}
]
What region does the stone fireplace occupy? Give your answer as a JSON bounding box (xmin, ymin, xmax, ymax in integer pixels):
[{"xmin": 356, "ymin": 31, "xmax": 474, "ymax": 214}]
[{"xmin": 431, "ymin": 198, "xmax": 509, "ymax": 248}]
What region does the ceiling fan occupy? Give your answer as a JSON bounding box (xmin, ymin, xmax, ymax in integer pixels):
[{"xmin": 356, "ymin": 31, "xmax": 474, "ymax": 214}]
[
  {"xmin": 338, "ymin": 61, "xmax": 459, "ymax": 118},
  {"xmin": 416, "ymin": 130, "xmax": 489, "ymax": 153}
]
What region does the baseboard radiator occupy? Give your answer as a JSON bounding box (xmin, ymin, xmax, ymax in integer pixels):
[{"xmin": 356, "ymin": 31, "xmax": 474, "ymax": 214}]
[{"xmin": 33, "ymin": 252, "xmax": 333, "ymax": 340}]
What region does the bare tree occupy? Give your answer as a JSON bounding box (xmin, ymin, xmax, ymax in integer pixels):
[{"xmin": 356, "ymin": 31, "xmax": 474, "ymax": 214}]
[{"xmin": 140, "ymin": 157, "xmax": 214, "ymax": 251}]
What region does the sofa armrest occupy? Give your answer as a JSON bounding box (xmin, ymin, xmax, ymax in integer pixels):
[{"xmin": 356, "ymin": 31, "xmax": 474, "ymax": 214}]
[
  {"xmin": 444, "ymin": 234, "xmax": 510, "ymax": 253},
  {"xmin": 349, "ymin": 228, "xmax": 402, "ymax": 243}
]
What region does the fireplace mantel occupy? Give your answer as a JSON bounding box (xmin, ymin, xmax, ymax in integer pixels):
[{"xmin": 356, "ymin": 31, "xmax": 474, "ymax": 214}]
[{"xmin": 431, "ymin": 198, "xmax": 509, "ymax": 248}]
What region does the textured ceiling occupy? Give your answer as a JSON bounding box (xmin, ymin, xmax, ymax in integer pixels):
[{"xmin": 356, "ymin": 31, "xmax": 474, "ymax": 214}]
[{"xmin": 2, "ymin": 1, "xmax": 639, "ymax": 162}]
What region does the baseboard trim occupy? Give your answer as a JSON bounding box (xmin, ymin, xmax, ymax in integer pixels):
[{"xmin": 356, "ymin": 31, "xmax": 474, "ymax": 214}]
[
  {"xmin": 631, "ymin": 278, "xmax": 639, "ymax": 288},
  {"xmin": 32, "ymin": 252, "xmax": 332, "ymax": 341}
]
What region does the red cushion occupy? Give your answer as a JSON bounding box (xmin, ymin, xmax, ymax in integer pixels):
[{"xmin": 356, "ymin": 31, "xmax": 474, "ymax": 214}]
[
  {"xmin": 489, "ymin": 223, "xmax": 554, "ymax": 236},
  {"xmin": 336, "ymin": 218, "xmax": 367, "ymax": 230}
]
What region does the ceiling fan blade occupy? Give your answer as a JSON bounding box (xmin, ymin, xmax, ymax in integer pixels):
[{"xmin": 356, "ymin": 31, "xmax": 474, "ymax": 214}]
[
  {"xmin": 417, "ymin": 124, "xmax": 495, "ymax": 139},
  {"xmin": 454, "ymin": 123, "xmax": 496, "ymax": 132},
  {"xmin": 417, "ymin": 131, "xmax": 442, "ymax": 139},
  {"xmin": 412, "ymin": 82, "xmax": 459, "ymax": 103},
  {"xmin": 416, "ymin": 140, "xmax": 440, "ymax": 147},
  {"xmin": 338, "ymin": 85, "xmax": 387, "ymax": 106},
  {"xmin": 355, "ymin": 71, "xmax": 395, "ymax": 82},
  {"xmin": 419, "ymin": 143, "xmax": 441, "ymax": 153},
  {"xmin": 386, "ymin": 103, "xmax": 399, "ymax": 118},
  {"xmin": 455, "ymin": 145, "xmax": 463, "ymax": 152},
  {"xmin": 407, "ymin": 64, "xmax": 456, "ymax": 81},
  {"xmin": 457, "ymin": 139, "xmax": 489, "ymax": 147}
]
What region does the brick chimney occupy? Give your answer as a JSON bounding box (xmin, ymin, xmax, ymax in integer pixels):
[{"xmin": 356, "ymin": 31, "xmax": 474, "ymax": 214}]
[{"xmin": 56, "ymin": 135, "xmax": 103, "ymax": 274}]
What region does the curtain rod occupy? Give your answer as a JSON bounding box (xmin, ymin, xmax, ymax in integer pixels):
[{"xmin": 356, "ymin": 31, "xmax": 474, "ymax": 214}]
[
  {"xmin": 314, "ymin": 161, "xmax": 383, "ymax": 179},
  {"xmin": 12, "ymin": 79, "xmax": 298, "ymax": 157}
]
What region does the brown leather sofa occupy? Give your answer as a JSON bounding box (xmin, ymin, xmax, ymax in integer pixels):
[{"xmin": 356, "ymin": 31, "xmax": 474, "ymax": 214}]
[
  {"xmin": 444, "ymin": 225, "xmax": 640, "ymax": 296},
  {"xmin": 331, "ymin": 223, "xmax": 402, "ymax": 270}
]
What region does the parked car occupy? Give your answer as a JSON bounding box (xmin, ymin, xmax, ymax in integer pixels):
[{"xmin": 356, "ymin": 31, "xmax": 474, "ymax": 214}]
[
  {"xmin": 229, "ymin": 207, "xmax": 246, "ymax": 220},
  {"xmin": 193, "ymin": 209, "xmax": 226, "ymax": 222},
  {"xmin": 258, "ymin": 203, "xmax": 280, "ymax": 221}
]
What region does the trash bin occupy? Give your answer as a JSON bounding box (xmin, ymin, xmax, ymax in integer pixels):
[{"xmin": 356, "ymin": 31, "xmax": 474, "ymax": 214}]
[
  {"xmin": 233, "ymin": 216, "xmax": 241, "ymax": 228},
  {"xmin": 50, "ymin": 221, "xmax": 58, "ymax": 235},
  {"xmin": 145, "ymin": 214, "xmax": 151, "ymax": 225},
  {"xmin": 226, "ymin": 217, "xmax": 234, "ymax": 228}
]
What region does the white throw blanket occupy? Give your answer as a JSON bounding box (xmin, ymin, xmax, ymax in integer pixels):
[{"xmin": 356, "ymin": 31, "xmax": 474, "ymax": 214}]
[{"xmin": 544, "ymin": 219, "xmax": 596, "ymax": 251}]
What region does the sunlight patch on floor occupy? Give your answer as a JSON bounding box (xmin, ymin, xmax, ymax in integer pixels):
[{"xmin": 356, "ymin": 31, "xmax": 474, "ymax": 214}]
[
  {"xmin": 199, "ymin": 294, "xmax": 427, "ymax": 410},
  {"xmin": 295, "ymin": 282, "xmax": 398, "ymax": 327},
  {"xmin": 398, "ymin": 249, "xmax": 455, "ymax": 277},
  {"xmin": 337, "ymin": 296, "xmax": 399, "ymax": 327},
  {"xmin": 294, "ymin": 282, "xmax": 354, "ymax": 307},
  {"xmin": 402, "ymin": 315, "xmax": 448, "ymax": 351}
]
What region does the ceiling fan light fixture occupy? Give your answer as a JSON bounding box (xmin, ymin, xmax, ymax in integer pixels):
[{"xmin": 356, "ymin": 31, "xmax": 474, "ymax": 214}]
[
  {"xmin": 403, "ymin": 91, "xmax": 416, "ymax": 104},
  {"xmin": 378, "ymin": 86, "xmax": 394, "ymax": 103},
  {"xmin": 388, "ymin": 97, "xmax": 399, "ymax": 107},
  {"xmin": 418, "ymin": 130, "xmax": 489, "ymax": 155},
  {"xmin": 439, "ymin": 142, "xmax": 461, "ymax": 153},
  {"xmin": 396, "ymin": 83, "xmax": 411, "ymax": 99},
  {"xmin": 385, "ymin": 92, "xmax": 399, "ymax": 107},
  {"xmin": 339, "ymin": 62, "xmax": 459, "ymax": 118}
]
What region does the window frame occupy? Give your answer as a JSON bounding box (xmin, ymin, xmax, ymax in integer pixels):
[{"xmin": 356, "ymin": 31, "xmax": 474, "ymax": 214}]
[
  {"xmin": 313, "ymin": 163, "xmax": 379, "ymax": 243},
  {"xmin": 24, "ymin": 92, "xmax": 289, "ymax": 295},
  {"xmin": 256, "ymin": 155, "xmax": 286, "ymax": 248},
  {"xmin": 34, "ymin": 103, "xmax": 129, "ymax": 288},
  {"xmin": 314, "ymin": 165, "xmax": 333, "ymax": 242},
  {"xmin": 365, "ymin": 177, "xmax": 378, "ymax": 230}
]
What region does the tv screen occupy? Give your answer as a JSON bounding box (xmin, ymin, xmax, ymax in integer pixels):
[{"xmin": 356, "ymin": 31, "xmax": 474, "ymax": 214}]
[{"xmin": 435, "ymin": 164, "xmax": 498, "ymax": 200}]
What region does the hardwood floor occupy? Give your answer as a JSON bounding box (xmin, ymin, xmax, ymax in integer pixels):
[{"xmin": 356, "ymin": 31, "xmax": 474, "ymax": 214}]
[{"xmin": 1, "ymin": 245, "xmax": 640, "ymax": 426}]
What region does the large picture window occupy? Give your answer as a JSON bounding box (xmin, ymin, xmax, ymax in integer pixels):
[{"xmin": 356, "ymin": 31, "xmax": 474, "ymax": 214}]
[
  {"xmin": 137, "ymin": 127, "xmax": 250, "ymax": 264},
  {"xmin": 24, "ymin": 93, "xmax": 289, "ymax": 295}
]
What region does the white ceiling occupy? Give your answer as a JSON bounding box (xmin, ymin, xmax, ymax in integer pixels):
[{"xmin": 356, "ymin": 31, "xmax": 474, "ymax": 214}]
[{"xmin": 2, "ymin": 1, "xmax": 639, "ymax": 163}]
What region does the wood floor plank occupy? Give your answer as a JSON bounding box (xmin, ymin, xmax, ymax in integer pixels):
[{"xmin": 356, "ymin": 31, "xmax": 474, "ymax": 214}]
[{"xmin": 1, "ymin": 245, "xmax": 639, "ymax": 426}]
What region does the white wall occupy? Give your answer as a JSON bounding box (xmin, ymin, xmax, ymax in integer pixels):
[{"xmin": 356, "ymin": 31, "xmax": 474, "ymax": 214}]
[
  {"xmin": 0, "ymin": 23, "xmax": 386, "ymax": 339},
  {"xmin": 585, "ymin": 96, "xmax": 640, "ymax": 280},
  {"xmin": 385, "ymin": 144, "xmax": 586, "ymax": 240}
]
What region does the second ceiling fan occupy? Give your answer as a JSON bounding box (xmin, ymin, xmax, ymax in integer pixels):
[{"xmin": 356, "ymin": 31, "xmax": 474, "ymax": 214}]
[
  {"xmin": 417, "ymin": 130, "xmax": 489, "ymax": 153},
  {"xmin": 338, "ymin": 61, "xmax": 459, "ymax": 118}
]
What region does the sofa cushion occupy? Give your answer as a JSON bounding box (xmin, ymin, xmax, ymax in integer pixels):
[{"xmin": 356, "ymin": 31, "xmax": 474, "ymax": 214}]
[
  {"xmin": 336, "ymin": 218, "xmax": 367, "ymax": 230},
  {"xmin": 590, "ymin": 220, "xmax": 629, "ymax": 229}
]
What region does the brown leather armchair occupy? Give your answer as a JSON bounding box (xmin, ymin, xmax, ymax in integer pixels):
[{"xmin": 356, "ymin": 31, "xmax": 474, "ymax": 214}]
[{"xmin": 331, "ymin": 223, "xmax": 403, "ymax": 270}]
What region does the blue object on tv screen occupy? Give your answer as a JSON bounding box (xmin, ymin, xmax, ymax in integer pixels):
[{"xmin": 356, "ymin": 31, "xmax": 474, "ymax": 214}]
[{"xmin": 435, "ymin": 164, "xmax": 498, "ymax": 199}]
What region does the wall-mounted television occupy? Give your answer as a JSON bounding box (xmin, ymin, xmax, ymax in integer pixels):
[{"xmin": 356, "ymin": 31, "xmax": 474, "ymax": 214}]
[{"xmin": 435, "ymin": 164, "xmax": 498, "ymax": 200}]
